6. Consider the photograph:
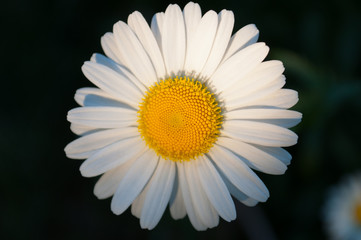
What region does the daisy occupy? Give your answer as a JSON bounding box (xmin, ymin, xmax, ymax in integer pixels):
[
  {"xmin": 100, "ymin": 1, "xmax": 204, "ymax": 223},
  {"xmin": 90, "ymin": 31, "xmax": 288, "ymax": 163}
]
[
  {"xmin": 323, "ymin": 173, "xmax": 361, "ymax": 240},
  {"xmin": 65, "ymin": 2, "xmax": 301, "ymax": 230}
]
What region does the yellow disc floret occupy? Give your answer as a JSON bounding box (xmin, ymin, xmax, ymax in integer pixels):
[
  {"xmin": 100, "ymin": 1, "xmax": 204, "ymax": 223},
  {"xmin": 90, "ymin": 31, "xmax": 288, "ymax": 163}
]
[{"xmin": 138, "ymin": 76, "xmax": 222, "ymax": 162}]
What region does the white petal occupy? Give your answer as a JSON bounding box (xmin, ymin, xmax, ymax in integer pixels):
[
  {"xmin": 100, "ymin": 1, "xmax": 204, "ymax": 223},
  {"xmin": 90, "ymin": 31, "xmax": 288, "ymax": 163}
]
[
  {"xmin": 243, "ymin": 89, "xmax": 299, "ymax": 109},
  {"xmin": 80, "ymin": 136, "xmax": 145, "ymax": 177},
  {"xmin": 209, "ymin": 160, "xmax": 259, "ymax": 207},
  {"xmin": 200, "ymin": 10, "xmax": 235, "ymax": 78},
  {"xmin": 128, "ymin": 11, "xmax": 167, "ymax": 79},
  {"xmin": 70, "ymin": 123, "xmax": 98, "ymax": 136},
  {"xmin": 183, "ymin": 2, "xmax": 201, "ymax": 43},
  {"xmin": 222, "ymin": 24, "xmax": 259, "ymax": 63},
  {"xmin": 225, "ymin": 108, "xmax": 302, "ymax": 128},
  {"xmin": 162, "ymin": 4, "xmax": 186, "ymax": 76},
  {"xmin": 257, "ymin": 146, "xmax": 292, "ymax": 166},
  {"xmin": 222, "ymin": 60, "xmax": 284, "ymax": 99},
  {"xmin": 81, "ymin": 61, "xmax": 142, "ymax": 108},
  {"xmin": 100, "ymin": 32, "xmax": 124, "ymax": 64},
  {"xmin": 239, "ymin": 197, "xmax": 259, "ymax": 207},
  {"xmin": 255, "ymin": 118, "xmax": 302, "ymax": 128},
  {"xmin": 169, "ymin": 167, "xmax": 186, "ymax": 220},
  {"xmin": 90, "ymin": 53, "xmax": 147, "ymax": 93},
  {"xmin": 74, "ymin": 87, "xmax": 134, "ymax": 109},
  {"xmin": 209, "ymin": 145, "xmax": 269, "ymax": 202},
  {"xmin": 111, "ymin": 149, "xmax": 159, "ymax": 215},
  {"xmin": 150, "ymin": 12, "xmax": 164, "ymax": 49},
  {"xmin": 221, "ymin": 175, "xmax": 259, "ymax": 207},
  {"xmin": 211, "ymin": 42, "xmax": 269, "ymax": 92},
  {"xmin": 226, "ymin": 108, "xmax": 300, "ymax": 120},
  {"xmin": 177, "ymin": 162, "xmax": 207, "ymax": 231},
  {"xmin": 140, "ymin": 159, "xmax": 175, "ymax": 230},
  {"xmin": 197, "ymin": 155, "xmax": 236, "ymax": 222},
  {"xmin": 222, "ymin": 120, "xmax": 298, "ymax": 147},
  {"xmin": 74, "ymin": 87, "xmax": 108, "ymax": 106},
  {"xmin": 183, "ymin": 2, "xmax": 203, "ymax": 74},
  {"xmin": 225, "ymin": 75, "xmax": 286, "ymax": 111},
  {"xmin": 131, "ymin": 177, "xmax": 151, "ymax": 219},
  {"xmin": 93, "ymin": 158, "xmax": 136, "ymax": 199},
  {"xmin": 67, "ymin": 106, "xmax": 137, "ymax": 129},
  {"xmin": 183, "ymin": 10, "xmax": 218, "ymax": 76},
  {"xmin": 65, "ymin": 127, "xmax": 139, "ymax": 159},
  {"xmin": 113, "ymin": 21, "xmax": 157, "ymax": 87},
  {"xmin": 184, "ymin": 160, "xmax": 219, "ymax": 228},
  {"xmin": 216, "ymin": 137, "xmax": 288, "ymax": 175}
]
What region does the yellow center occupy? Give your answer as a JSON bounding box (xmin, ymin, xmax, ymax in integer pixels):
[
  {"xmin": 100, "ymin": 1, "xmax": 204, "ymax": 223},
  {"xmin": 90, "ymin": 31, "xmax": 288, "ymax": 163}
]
[
  {"xmin": 137, "ymin": 76, "xmax": 222, "ymax": 161},
  {"xmin": 355, "ymin": 202, "xmax": 361, "ymax": 225}
]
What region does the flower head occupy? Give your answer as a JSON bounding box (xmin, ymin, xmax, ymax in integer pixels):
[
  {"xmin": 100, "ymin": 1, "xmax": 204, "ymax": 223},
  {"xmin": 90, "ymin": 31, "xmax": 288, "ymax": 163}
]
[
  {"xmin": 323, "ymin": 173, "xmax": 361, "ymax": 240},
  {"xmin": 65, "ymin": 2, "xmax": 301, "ymax": 230}
]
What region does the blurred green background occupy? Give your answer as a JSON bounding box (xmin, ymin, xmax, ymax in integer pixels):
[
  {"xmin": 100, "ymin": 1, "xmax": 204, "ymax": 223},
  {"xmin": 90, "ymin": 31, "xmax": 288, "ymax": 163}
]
[{"xmin": 2, "ymin": 0, "xmax": 361, "ymax": 239}]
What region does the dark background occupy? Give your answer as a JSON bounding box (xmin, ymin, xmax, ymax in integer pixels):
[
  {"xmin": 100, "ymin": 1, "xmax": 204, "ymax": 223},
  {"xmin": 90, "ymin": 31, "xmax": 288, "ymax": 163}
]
[{"xmin": 2, "ymin": 0, "xmax": 361, "ymax": 239}]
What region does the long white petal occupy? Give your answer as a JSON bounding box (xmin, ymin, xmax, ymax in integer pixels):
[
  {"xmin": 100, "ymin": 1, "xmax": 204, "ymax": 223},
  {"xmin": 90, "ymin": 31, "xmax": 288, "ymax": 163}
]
[
  {"xmin": 200, "ymin": 10, "xmax": 234, "ymax": 78},
  {"xmin": 225, "ymin": 108, "xmax": 300, "ymax": 120},
  {"xmin": 169, "ymin": 166, "xmax": 186, "ymax": 220},
  {"xmin": 216, "ymin": 137, "xmax": 288, "ymax": 175},
  {"xmin": 113, "ymin": 21, "xmax": 157, "ymax": 87},
  {"xmin": 184, "ymin": 10, "xmax": 217, "ymax": 76},
  {"xmin": 182, "ymin": 2, "xmax": 201, "ymax": 76},
  {"xmin": 184, "ymin": 160, "xmax": 219, "ymax": 228},
  {"xmin": 140, "ymin": 159, "xmax": 175, "ymax": 230},
  {"xmin": 75, "ymin": 87, "xmax": 112, "ymax": 106},
  {"xmin": 67, "ymin": 106, "xmax": 137, "ymax": 129},
  {"xmin": 242, "ymin": 89, "xmax": 299, "ymax": 109},
  {"xmin": 90, "ymin": 53, "xmax": 147, "ymax": 93},
  {"xmin": 128, "ymin": 11, "xmax": 167, "ymax": 79},
  {"xmin": 131, "ymin": 174, "xmax": 152, "ymax": 219},
  {"xmin": 150, "ymin": 12, "xmax": 164, "ymax": 50},
  {"xmin": 211, "ymin": 160, "xmax": 259, "ymax": 206},
  {"xmin": 256, "ymin": 146, "xmax": 292, "ymax": 166},
  {"xmin": 111, "ymin": 149, "xmax": 159, "ymax": 215},
  {"xmin": 65, "ymin": 127, "xmax": 138, "ymax": 159},
  {"xmin": 70, "ymin": 123, "xmax": 99, "ymax": 136},
  {"xmin": 162, "ymin": 4, "xmax": 186, "ymax": 76},
  {"xmin": 74, "ymin": 87, "xmax": 134, "ymax": 109},
  {"xmin": 183, "ymin": 2, "xmax": 212, "ymax": 76},
  {"xmin": 222, "ymin": 60, "xmax": 284, "ymax": 99},
  {"xmin": 197, "ymin": 155, "xmax": 236, "ymax": 221},
  {"xmin": 225, "ymin": 108, "xmax": 302, "ymax": 128},
  {"xmin": 222, "ymin": 120, "xmax": 298, "ymax": 147},
  {"xmin": 100, "ymin": 32, "xmax": 124, "ymax": 64},
  {"xmin": 221, "ymin": 174, "xmax": 259, "ymax": 207},
  {"xmin": 222, "ymin": 24, "xmax": 259, "ymax": 62},
  {"xmin": 183, "ymin": 2, "xmax": 201, "ymax": 47},
  {"xmin": 225, "ymin": 75, "xmax": 286, "ymax": 111},
  {"xmin": 81, "ymin": 61, "xmax": 142, "ymax": 108},
  {"xmin": 93, "ymin": 158, "xmax": 136, "ymax": 199},
  {"xmin": 80, "ymin": 137, "xmax": 145, "ymax": 177},
  {"xmin": 177, "ymin": 162, "xmax": 207, "ymax": 231},
  {"xmin": 211, "ymin": 42, "xmax": 269, "ymax": 92},
  {"xmin": 209, "ymin": 145, "xmax": 269, "ymax": 202}
]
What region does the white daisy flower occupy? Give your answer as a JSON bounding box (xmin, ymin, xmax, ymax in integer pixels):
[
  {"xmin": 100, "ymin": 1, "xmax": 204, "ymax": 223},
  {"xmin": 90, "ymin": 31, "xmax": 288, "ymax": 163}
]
[
  {"xmin": 323, "ymin": 173, "xmax": 361, "ymax": 240},
  {"xmin": 65, "ymin": 2, "xmax": 301, "ymax": 230}
]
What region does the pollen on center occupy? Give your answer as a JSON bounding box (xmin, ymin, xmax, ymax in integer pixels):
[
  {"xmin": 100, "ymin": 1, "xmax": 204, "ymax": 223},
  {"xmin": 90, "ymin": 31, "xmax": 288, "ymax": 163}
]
[{"xmin": 137, "ymin": 76, "xmax": 223, "ymax": 162}]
